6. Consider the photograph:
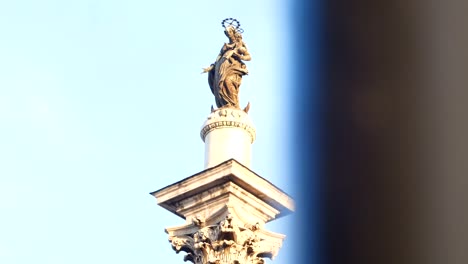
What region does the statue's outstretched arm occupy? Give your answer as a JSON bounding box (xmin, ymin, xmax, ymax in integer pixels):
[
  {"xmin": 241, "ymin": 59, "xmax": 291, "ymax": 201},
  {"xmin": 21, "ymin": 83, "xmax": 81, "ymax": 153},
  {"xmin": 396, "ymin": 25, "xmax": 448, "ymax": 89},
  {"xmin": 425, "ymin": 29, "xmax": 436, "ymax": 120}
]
[
  {"xmin": 202, "ymin": 52, "xmax": 223, "ymax": 74},
  {"xmin": 201, "ymin": 64, "xmax": 214, "ymax": 74}
]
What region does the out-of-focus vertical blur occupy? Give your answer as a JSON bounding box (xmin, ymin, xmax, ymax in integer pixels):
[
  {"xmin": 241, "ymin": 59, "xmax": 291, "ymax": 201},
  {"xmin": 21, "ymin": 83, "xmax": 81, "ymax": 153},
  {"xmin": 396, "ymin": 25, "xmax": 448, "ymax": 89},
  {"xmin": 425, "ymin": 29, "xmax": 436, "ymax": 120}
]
[{"xmin": 292, "ymin": 0, "xmax": 468, "ymax": 264}]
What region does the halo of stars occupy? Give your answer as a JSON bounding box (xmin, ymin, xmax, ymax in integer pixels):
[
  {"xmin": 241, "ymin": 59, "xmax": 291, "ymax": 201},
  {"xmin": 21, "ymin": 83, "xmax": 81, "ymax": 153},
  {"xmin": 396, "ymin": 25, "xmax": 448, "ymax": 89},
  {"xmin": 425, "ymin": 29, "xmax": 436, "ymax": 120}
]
[{"xmin": 222, "ymin": 18, "xmax": 244, "ymax": 34}]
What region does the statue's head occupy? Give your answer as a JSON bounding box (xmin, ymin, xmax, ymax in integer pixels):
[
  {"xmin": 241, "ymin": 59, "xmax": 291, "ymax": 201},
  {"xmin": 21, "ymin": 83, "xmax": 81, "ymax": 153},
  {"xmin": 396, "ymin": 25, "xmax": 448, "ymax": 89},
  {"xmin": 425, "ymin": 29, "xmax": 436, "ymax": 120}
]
[
  {"xmin": 224, "ymin": 26, "xmax": 237, "ymax": 40},
  {"xmin": 222, "ymin": 18, "xmax": 243, "ymax": 42}
]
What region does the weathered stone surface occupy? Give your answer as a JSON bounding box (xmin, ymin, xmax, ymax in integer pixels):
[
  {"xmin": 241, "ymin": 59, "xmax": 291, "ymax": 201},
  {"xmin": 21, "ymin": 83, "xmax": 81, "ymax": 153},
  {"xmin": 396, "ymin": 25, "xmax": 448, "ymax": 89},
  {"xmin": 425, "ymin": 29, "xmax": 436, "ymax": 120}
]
[
  {"xmin": 151, "ymin": 160, "xmax": 295, "ymax": 264},
  {"xmin": 168, "ymin": 211, "xmax": 284, "ymax": 264}
]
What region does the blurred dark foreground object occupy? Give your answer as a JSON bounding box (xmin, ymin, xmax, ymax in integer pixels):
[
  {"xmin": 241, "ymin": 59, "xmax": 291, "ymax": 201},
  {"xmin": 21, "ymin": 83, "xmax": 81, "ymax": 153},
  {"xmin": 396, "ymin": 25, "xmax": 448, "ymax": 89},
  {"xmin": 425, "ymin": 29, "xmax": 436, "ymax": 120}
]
[{"xmin": 292, "ymin": 0, "xmax": 468, "ymax": 264}]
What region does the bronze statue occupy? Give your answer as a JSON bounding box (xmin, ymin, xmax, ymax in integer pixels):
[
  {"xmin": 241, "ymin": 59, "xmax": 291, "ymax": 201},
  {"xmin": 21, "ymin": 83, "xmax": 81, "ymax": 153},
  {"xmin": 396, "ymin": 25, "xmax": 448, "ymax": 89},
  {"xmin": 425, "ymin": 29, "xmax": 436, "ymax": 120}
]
[{"xmin": 203, "ymin": 19, "xmax": 251, "ymax": 112}]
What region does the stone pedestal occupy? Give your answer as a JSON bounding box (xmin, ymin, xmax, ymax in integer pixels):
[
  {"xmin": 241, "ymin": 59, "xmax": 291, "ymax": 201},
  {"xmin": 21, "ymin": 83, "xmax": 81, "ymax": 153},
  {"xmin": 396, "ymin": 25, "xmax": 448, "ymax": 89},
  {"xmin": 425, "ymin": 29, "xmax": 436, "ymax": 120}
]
[
  {"xmin": 151, "ymin": 160, "xmax": 295, "ymax": 264},
  {"xmin": 201, "ymin": 108, "xmax": 256, "ymax": 169}
]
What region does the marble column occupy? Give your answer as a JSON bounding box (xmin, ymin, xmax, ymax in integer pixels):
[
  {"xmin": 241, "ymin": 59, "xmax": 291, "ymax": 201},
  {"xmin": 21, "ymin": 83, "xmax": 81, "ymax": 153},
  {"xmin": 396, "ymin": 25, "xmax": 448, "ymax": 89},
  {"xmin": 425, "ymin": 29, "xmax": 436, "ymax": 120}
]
[
  {"xmin": 201, "ymin": 108, "xmax": 256, "ymax": 169},
  {"xmin": 151, "ymin": 108, "xmax": 293, "ymax": 264}
]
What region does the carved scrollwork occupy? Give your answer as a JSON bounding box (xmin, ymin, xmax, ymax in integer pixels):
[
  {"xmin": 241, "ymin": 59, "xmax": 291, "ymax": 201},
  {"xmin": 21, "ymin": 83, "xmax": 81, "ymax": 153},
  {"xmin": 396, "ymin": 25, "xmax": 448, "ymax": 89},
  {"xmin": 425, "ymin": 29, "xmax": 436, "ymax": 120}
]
[
  {"xmin": 168, "ymin": 215, "xmax": 276, "ymax": 264},
  {"xmin": 169, "ymin": 235, "xmax": 199, "ymax": 263}
]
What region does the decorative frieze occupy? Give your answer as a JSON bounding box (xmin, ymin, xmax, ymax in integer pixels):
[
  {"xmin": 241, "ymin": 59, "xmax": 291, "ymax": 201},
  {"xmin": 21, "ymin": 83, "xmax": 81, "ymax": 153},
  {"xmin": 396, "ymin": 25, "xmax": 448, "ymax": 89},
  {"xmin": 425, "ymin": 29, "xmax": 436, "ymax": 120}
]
[{"xmin": 200, "ymin": 108, "xmax": 256, "ymax": 143}]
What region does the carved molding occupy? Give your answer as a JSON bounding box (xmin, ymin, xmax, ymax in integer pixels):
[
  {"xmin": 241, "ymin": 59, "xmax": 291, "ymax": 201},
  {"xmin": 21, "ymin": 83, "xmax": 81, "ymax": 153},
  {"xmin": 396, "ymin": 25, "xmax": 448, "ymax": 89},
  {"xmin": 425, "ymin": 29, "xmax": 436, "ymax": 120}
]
[
  {"xmin": 200, "ymin": 108, "xmax": 256, "ymax": 143},
  {"xmin": 174, "ymin": 182, "xmax": 280, "ymax": 226},
  {"xmin": 153, "ymin": 160, "xmax": 294, "ymax": 264},
  {"xmin": 169, "ymin": 213, "xmax": 282, "ymax": 264}
]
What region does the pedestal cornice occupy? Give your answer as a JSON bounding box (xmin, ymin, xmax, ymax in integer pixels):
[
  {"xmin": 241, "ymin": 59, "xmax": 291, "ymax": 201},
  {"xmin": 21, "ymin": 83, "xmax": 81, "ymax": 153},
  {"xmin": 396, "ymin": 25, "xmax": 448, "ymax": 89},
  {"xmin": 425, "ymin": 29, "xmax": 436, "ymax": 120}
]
[
  {"xmin": 151, "ymin": 159, "xmax": 295, "ymax": 264},
  {"xmin": 151, "ymin": 159, "xmax": 294, "ymax": 221}
]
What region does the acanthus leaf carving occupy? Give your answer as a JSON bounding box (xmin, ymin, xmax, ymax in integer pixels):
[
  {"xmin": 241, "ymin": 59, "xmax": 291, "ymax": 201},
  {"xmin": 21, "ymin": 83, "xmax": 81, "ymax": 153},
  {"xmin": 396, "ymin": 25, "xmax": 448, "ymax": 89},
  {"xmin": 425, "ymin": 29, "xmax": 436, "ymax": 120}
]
[{"xmin": 167, "ymin": 214, "xmax": 277, "ymax": 264}]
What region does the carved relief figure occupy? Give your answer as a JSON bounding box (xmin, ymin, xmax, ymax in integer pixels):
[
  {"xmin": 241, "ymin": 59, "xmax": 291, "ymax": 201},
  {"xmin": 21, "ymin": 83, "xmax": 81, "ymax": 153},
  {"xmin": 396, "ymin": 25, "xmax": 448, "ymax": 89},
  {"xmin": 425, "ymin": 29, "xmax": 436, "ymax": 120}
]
[{"xmin": 203, "ymin": 18, "xmax": 251, "ymax": 111}]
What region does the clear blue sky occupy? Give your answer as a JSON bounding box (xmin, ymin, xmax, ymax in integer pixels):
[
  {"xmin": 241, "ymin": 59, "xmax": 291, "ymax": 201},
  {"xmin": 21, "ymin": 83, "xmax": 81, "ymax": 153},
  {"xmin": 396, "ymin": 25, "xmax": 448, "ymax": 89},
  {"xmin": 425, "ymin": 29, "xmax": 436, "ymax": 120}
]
[{"xmin": 0, "ymin": 1, "xmax": 299, "ymax": 263}]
